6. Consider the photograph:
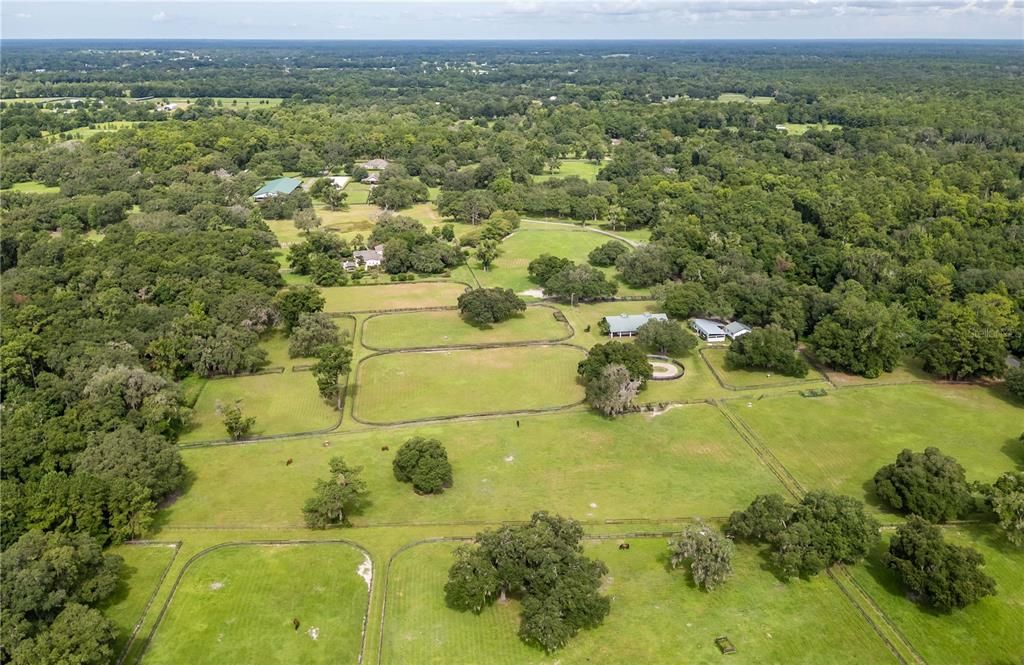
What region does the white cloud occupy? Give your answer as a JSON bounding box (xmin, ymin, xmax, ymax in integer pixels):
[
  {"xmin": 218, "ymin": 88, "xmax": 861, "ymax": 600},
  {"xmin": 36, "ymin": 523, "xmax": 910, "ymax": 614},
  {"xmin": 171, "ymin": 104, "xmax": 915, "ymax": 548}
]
[{"xmin": 152, "ymin": 10, "xmax": 167, "ymax": 22}]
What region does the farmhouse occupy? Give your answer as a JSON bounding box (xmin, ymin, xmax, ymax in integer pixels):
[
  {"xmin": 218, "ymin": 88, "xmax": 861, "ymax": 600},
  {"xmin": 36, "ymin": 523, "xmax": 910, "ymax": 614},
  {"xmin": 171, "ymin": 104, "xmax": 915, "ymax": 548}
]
[
  {"xmin": 343, "ymin": 244, "xmax": 386, "ymax": 271},
  {"xmin": 252, "ymin": 177, "xmax": 302, "ymax": 201},
  {"xmin": 360, "ymin": 158, "xmax": 390, "ymax": 170},
  {"xmin": 603, "ymin": 313, "xmax": 669, "ymax": 338}
]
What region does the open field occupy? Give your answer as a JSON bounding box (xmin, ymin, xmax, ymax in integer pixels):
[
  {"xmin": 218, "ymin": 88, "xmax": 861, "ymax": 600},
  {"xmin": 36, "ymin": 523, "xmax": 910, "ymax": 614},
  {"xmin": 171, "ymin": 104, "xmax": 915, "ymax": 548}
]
[
  {"xmin": 464, "ymin": 229, "xmax": 639, "ymax": 294},
  {"xmin": 260, "ymin": 323, "xmax": 353, "ymax": 368},
  {"xmin": 343, "ymin": 182, "xmax": 373, "ymax": 205},
  {"xmin": 321, "ymin": 282, "xmax": 468, "ymax": 313},
  {"xmin": 716, "ymin": 93, "xmax": 775, "ymax": 104},
  {"xmin": 727, "ymin": 384, "xmax": 1023, "ymax": 512},
  {"xmin": 381, "ymin": 539, "xmax": 893, "ymax": 665},
  {"xmin": 701, "ymin": 347, "xmax": 828, "ymax": 389},
  {"xmin": 533, "ymin": 159, "xmax": 602, "ymax": 182},
  {"xmin": 180, "ymin": 371, "xmax": 338, "ymax": 443},
  {"xmin": 44, "ymin": 120, "xmax": 141, "ymax": 140},
  {"xmin": 141, "ymin": 543, "xmax": 369, "ymax": 665},
  {"xmin": 165, "ymin": 405, "xmax": 785, "ymax": 527},
  {"xmin": 852, "ymin": 524, "xmax": 1024, "ymax": 664},
  {"xmin": 355, "ymin": 345, "xmax": 586, "ymax": 423},
  {"xmin": 99, "ymin": 543, "xmax": 177, "ymax": 657},
  {"xmin": 779, "ymin": 122, "xmax": 842, "ymax": 135},
  {"xmin": 165, "ymin": 97, "xmax": 283, "ymax": 108},
  {"xmin": 4, "ymin": 181, "xmax": 61, "ymax": 194},
  {"xmin": 362, "ymin": 306, "xmax": 571, "ymax": 349}
]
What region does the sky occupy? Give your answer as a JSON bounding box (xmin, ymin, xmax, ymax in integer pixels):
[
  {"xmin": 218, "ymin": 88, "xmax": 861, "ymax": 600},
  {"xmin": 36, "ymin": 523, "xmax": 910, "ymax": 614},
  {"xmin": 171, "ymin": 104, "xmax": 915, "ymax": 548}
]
[{"xmin": 2, "ymin": 1, "xmax": 1022, "ymax": 40}]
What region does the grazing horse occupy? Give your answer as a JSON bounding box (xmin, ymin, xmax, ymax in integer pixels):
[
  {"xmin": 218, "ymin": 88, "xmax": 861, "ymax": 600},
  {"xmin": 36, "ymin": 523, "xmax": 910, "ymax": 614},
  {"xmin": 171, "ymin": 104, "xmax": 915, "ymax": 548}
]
[
  {"xmin": 618, "ymin": 542, "xmax": 630, "ymax": 550},
  {"xmin": 292, "ymin": 618, "xmax": 300, "ymax": 631},
  {"xmin": 286, "ymin": 458, "xmax": 293, "ymax": 466},
  {"xmin": 381, "ymin": 445, "xmax": 390, "ymax": 451}
]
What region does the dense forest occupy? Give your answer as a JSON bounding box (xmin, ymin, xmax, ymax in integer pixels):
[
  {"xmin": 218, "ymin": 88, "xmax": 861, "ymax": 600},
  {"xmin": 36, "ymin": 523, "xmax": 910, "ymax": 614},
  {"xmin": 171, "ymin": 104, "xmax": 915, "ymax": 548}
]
[{"xmin": 1, "ymin": 40, "xmax": 1022, "ymax": 663}]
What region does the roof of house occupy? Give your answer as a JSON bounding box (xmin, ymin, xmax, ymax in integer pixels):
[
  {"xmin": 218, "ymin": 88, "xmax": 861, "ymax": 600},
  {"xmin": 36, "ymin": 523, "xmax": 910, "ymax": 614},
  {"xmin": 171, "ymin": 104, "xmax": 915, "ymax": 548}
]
[
  {"xmin": 724, "ymin": 321, "xmax": 751, "ymax": 335},
  {"xmin": 604, "ymin": 313, "xmax": 668, "ymax": 335},
  {"xmin": 360, "ymin": 159, "xmax": 390, "ymax": 170},
  {"xmin": 354, "ymin": 246, "xmax": 384, "ymax": 263},
  {"xmin": 252, "ymin": 177, "xmax": 302, "ymax": 198},
  {"xmin": 692, "ymin": 318, "xmax": 726, "ymax": 336}
]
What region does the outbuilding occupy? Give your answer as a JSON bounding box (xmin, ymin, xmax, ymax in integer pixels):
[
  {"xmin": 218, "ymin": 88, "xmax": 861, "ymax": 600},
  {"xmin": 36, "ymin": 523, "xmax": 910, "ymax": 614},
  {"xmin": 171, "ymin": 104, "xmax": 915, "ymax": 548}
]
[
  {"xmin": 603, "ymin": 313, "xmax": 668, "ymax": 338},
  {"xmin": 690, "ymin": 318, "xmax": 727, "ymax": 343},
  {"xmin": 724, "ymin": 321, "xmax": 752, "ymax": 340}
]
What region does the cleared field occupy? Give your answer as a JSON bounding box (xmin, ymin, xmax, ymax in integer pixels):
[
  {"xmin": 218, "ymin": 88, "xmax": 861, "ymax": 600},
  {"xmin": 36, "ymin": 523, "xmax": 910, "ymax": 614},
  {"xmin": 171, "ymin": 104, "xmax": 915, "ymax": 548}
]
[
  {"xmin": 716, "ymin": 93, "xmax": 774, "ymax": 104},
  {"xmin": 380, "ymin": 539, "xmax": 892, "ymax": 664},
  {"xmin": 5, "ymin": 181, "xmax": 61, "ymax": 194},
  {"xmin": 141, "ymin": 543, "xmax": 369, "ymax": 665},
  {"xmin": 166, "ymin": 97, "xmax": 282, "ymax": 108},
  {"xmin": 701, "ymin": 347, "xmax": 828, "ymax": 389},
  {"xmin": 99, "ymin": 543, "xmax": 177, "ymax": 657},
  {"xmin": 779, "ymin": 122, "xmax": 842, "ymax": 135},
  {"xmin": 533, "ymin": 159, "xmax": 602, "ymax": 182},
  {"xmin": 321, "ymin": 282, "xmax": 468, "ymax": 313},
  {"xmin": 728, "ymin": 384, "xmax": 1023, "ymax": 513},
  {"xmin": 44, "ymin": 120, "xmax": 141, "ymax": 140},
  {"xmin": 343, "ymin": 182, "xmax": 372, "ymax": 205},
  {"xmin": 180, "ymin": 370, "xmax": 338, "ymax": 443},
  {"xmin": 355, "ymin": 345, "xmax": 585, "ymax": 423},
  {"xmin": 470, "ymin": 229, "xmax": 633, "ymax": 294},
  {"xmin": 362, "ymin": 306, "xmax": 571, "ymax": 349},
  {"xmin": 167, "ymin": 405, "xmax": 784, "ymax": 527},
  {"xmin": 852, "ymin": 525, "xmax": 1024, "ymax": 664}
]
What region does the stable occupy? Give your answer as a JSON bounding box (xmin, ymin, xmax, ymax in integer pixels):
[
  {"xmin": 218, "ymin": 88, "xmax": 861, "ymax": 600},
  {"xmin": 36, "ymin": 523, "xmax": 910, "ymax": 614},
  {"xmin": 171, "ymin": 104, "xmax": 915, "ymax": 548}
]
[
  {"xmin": 603, "ymin": 313, "xmax": 668, "ymax": 338},
  {"xmin": 690, "ymin": 318, "xmax": 751, "ymax": 343},
  {"xmin": 252, "ymin": 177, "xmax": 302, "ymax": 201}
]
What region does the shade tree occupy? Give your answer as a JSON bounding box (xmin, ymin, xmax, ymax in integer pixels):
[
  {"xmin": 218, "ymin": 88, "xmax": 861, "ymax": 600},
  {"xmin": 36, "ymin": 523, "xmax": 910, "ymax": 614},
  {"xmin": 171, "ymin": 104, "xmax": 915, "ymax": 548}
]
[
  {"xmin": 872, "ymin": 448, "xmax": 974, "ymax": 523},
  {"xmin": 392, "ymin": 437, "xmax": 453, "ymax": 494},
  {"xmin": 457, "ymin": 288, "xmax": 526, "ymax": 327},
  {"xmin": 585, "ymin": 363, "xmax": 642, "ymax": 417},
  {"xmin": 635, "ymin": 318, "xmax": 697, "ymax": 356},
  {"xmin": 302, "ymin": 457, "xmax": 369, "ymax": 529},
  {"xmin": 669, "ymin": 521, "xmax": 735, "ymax": 591}
]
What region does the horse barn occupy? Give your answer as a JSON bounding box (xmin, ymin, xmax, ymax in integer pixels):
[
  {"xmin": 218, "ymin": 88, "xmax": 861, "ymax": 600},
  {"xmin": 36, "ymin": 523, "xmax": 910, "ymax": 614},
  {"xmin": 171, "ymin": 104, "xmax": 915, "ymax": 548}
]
[
  {"xmin": 602, "ymin": 313, "xmax": 669, "ymax": 337},
  {"xmin": 251, "ymin": 176, "xmax": 302, "ymax": 201},
  {"xmin": 690, "ymin": 318, "xmax": 752, "ymax": 343}
]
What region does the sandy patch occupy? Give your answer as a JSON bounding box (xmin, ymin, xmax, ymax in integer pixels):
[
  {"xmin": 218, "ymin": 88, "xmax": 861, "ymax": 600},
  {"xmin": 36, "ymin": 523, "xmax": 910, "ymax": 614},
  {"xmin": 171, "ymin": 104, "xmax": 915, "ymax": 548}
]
[
  {"xmin": 307, "ymin": 627, "xmax": 319, "ymax": 641},
  {"xmin": 517, "ymin": 288, "xmax": 545, "ymax": 298},
  {"xmin": 357, "ymin": 554, "xmax": 373, "ymax": 589},
  {"xmin": 209, "ymin": 581, "xmax": 224, "ymax": 591}
]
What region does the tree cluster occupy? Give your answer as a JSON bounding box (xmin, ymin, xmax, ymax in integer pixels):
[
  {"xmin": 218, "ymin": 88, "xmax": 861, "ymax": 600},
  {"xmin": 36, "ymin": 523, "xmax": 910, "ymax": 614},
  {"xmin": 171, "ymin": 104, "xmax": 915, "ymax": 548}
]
[
  {"xmin": 392, "ymin": 437, "xmax": 453, "ymax": 494},
  {"xmin": 457, "ymin": 288, "xmax": 526, "ymax": 328}
]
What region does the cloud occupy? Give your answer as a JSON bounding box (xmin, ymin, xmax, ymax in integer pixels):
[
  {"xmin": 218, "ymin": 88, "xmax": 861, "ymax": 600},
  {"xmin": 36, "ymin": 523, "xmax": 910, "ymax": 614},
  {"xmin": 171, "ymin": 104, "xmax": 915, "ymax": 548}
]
[
  {"xmin": 15, "ymin": 12, "xmax": 31, "ymax": 18},
  {"xmin": 152, "ymin": 10, "xmax": 167, "ymax": 22}
]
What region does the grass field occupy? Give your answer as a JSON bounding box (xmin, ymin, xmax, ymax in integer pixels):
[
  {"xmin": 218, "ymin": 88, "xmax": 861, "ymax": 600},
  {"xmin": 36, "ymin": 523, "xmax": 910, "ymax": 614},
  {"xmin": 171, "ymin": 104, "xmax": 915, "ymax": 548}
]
[
  {"xmin": 320, "ymin": 282, "xmax": 468, "ymax": 313},
  {"xmin": 701, "ymin": 347, "xmax": 828, "ymax": 388},
  {"xmin": 716, "ymin": 93, "xmax": 775, "ymax": 104},
  {"xmin": 44, "ymin": 120, "xmax": 141, "ymax": 140},
  {"xmin": 166, "ymin": 97, "xmax": 283, "ymax": 108},
  {"xmin": 141, "ymin": 543, "xmax": 369, "ymax": 665},
  {"xmin": 343, "ymin": 182, "xmax": 373, "ymax": 205},
  {"xmin": 354, "ymin": 345, "xmax": 586, "ymax": 423},
  {"xmin": 166, "ymin": 405, "xmax": 785, "ymax": 527},
  {"xmin": 465, "ymin": 229, "xmax": 638, "ymax": 294},
  {"xmin": 851, "ymin": 525, "xmax": 1024, "ymax": 664},
  {"xmin": 381, "ymin": 539, "xmax": 893, "ymax": 664},
  {"xmin": 779, "ymin": 122, "xmax": 842, "ymax": 135},
  {"xmin": 533, "ymin": 159, "xmax": 602, "ymax": 182},
  {"xmin": 4, "ymin": 181, "xmax": 61, "ymax": 194},
  {"xmin": 99, "ymin": 543, "xmax": 177, "ymax": 657},
  {"xmin": 362, "ymin": 307, "xmax": 571, "ymax": 349},
  {"xmin": 727, "ymin": 384, "xmax": 1023, "ymax": 513},
  {"xmin": 180, "ymin": 370, "xmax": 338, "ymax": 443}
]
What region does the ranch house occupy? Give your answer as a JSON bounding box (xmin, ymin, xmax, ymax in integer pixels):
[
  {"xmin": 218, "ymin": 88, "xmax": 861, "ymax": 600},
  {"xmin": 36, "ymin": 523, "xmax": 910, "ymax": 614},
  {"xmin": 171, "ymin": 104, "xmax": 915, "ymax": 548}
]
[
  {"xmin": 603, "ymin": 313, "xmax": 669, "ymax": 338},
  {"xmin": 343, "ymin": 244, "xmax": 385, "ymax": 271},
  {"xmin": 251, "ymin": 176, "xmax": 302, "ymax": 201},
  {"xmin": 690, "ymin": 318, "xmax": 752, "ymax": 342}
]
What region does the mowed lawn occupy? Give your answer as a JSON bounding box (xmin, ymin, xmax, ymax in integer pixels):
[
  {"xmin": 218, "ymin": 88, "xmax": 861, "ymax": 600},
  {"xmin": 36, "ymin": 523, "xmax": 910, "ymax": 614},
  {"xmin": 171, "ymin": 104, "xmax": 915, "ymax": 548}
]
[
  {"xmin": 99, "ymin": 543, "xmax": 177, "ymax": 657},
  {"xmin": 380, "ymin": 539, "xmax": 893, "ymax": 665},
  {"xmin": 321, "ymin": 282, "xmax": 468, "ymax": 313},
  {"xmin": 470, "ymin": 229, "xmax": 633, "ymax": 293},
  {"xmin": 180, "ymin": 371, "xmax": 338, "ymax": 443},
  {"xmin": 701, "ymin": 347, "xmax": 828, "ymax": 389},
  {"xmin": 851, "ymin": 525, "xmax": 1024, "ymax": 664},
  {"xmin": 142, "ymin": 544, "xmax": 369, "ymax": 665},
  {"xmin": 533, "ymin": 159, "xmax": 602, "ymax": 182},
  {"xmin": 355, "ymin": 345, "xmax": 585, "ymax": 423},
  {"xmin": 362, "ymin": 306, "xmax": 571, "ymax": 350},
  {"xmin": 727, "ymin": 384, "xmax": 1023, "ymax": 512},
  {"xmin": 6, "ymin": 181, "xmax": 61, "ymax": 194},
  {"xmin": 164, "ymin": 406, "xmax": 785, "ymax": 528}
]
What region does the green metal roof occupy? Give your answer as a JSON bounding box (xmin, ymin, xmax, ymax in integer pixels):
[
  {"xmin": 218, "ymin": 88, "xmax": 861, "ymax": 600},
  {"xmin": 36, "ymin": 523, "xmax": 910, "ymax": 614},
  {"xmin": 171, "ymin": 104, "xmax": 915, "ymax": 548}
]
[
  {"xmin": 252, "ymin": 177, "xmax": 302, "ymax": 198},
  {"xmin": 604, "ymin": 313, "xmax": 668, "ymax": 335}
]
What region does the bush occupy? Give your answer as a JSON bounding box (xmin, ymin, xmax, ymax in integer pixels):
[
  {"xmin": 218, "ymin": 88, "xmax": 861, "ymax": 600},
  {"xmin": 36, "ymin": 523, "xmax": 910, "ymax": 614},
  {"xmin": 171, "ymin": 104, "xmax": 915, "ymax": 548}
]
[
  {"xmin": 392, "ymin": 437, "xmax": 453, "ymax": 494},
  {"xmin": 222, "ymin": 402, "xmax": 255, "ymax": 440},
  {"xmin": 1006, "ymin": 366, "xmax": 1024, "ymax": 399}
]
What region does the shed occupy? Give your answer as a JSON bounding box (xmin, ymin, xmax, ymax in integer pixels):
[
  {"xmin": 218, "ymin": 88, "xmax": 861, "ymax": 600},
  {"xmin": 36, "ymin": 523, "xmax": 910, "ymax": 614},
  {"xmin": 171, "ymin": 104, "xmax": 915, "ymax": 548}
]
[
  {"xmin": 252, "ymin": 177, "xmax": 302, "ymax": 200},
  {"xmin": 603, "ymin": 313, "xmax": 668, "ymax": 338},
  {"xmin": 691, "ymin": 318, "xmax": 727, "ymax": 342}
]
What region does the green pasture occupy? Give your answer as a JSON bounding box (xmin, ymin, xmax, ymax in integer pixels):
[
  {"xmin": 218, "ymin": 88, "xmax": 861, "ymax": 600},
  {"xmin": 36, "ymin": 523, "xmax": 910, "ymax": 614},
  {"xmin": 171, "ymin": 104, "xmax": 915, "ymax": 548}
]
[
  {"xmin": 701, "ymin": 347, "xmax": 828, "ymax": 389},
  {"xmin": 99, "ymin": 543, "xmax": 177, "ymax": 657},
  {"xmin": 533, "ymin": 159, "xmax": 602, "ymax": 182},
  {"xmin": 716, "ymin": 93, "xmax": 775, "ymax": 104},
  {"xmin": 380, "ymin": 539, "xmax": 892, "ymax": 664},
  {"xmin": 727, "ymin": 384, "xmax": 1023, "ymax": 513},
  {"xmin": 44, "ymin": 120, "xmax": 140, "ymax": 140},
  {"xmin": 361, "ymin": 306, "xmax": 571, "ymax": 350},
  {"xmin": 464, "ymin": 229, "xmax": 639, "ymax": 295},
  {"xmin": 851, "ymin": 525, "xmax": 1024, "ymax": 664},
  {"xmin": 343, "ymin": 182, "xmax": 373, "ymax": 205},
  {"xmin": 260, "ymin": 324, "xmax": 353, "ymax": 368},
  {"xmin": 166, "ymin": 97, "xmax": 283, "ymax": 108},
  {"xmin": 354, "ymin": 345, "xmax": 586, "ymax": 423},
  {"xmin": 4, "ymin": 181, "xmax": 61, "ymax": 194},
  {"xmin": 165, "ymin": 405, "xmax": 784, "ymax": 528},
  {"xmin": 320, "ymin": 282, "xmax": 468, "ymax": 313},
  {"xmin": 180, "ymin": 370, "xmax": 338, "ymax": 443},
  {"xmin": 141, "ymin": 543, "xmax": 368, "ymax": 665},
  {"xmin": 779, "ymin": 122, "xmax": 842, "ymax": 135}
]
